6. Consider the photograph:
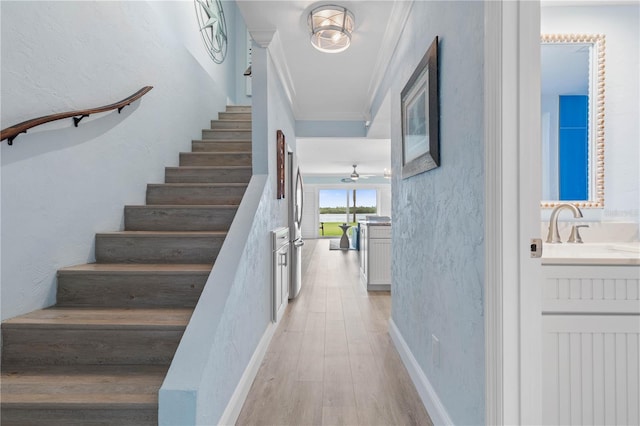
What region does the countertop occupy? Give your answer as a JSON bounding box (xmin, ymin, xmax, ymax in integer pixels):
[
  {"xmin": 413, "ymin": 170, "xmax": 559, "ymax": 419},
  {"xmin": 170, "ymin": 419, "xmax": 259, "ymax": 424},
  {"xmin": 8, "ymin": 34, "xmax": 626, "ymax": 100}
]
[
  {"xmin": 542, "ymin": 242, "xmax": 640, "ymax": 266},
  {"xmin": 358, "ymin": 221, "xmax": 392, "ymax": 226}
]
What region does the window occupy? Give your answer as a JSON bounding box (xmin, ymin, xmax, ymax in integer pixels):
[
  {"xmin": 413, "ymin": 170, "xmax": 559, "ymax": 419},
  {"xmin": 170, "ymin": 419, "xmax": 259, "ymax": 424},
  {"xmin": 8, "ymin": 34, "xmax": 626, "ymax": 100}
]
[{"xmin": 318, "ymin": 189, "xmax": 377, "ymax": 237}]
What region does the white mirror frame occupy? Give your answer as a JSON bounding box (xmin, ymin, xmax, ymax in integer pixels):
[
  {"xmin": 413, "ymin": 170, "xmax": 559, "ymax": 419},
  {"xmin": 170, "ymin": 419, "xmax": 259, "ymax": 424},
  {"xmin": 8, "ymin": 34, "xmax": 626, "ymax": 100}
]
[{"xmin": 540, "ymin": 33, "xmax": 606, "ymax": 209}]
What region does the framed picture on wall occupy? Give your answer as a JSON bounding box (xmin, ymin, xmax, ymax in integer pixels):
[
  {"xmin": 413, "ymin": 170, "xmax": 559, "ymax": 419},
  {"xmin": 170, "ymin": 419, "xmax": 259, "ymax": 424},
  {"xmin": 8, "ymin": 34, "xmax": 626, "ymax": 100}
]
[
  {"xmin": 276, "ymin": 130, "xmax": 285, "ymax": 199},
  {"xmin": 401, "ymin": 36, "xmax": 440, "ymax": 179}
]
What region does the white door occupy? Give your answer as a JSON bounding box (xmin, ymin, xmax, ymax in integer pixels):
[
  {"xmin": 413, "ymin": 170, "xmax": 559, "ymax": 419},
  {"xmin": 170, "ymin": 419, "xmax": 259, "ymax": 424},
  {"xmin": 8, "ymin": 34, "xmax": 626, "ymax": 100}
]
[{"xmin": 484, "ymin": 1, "xmax": 543, "ymax": 424}]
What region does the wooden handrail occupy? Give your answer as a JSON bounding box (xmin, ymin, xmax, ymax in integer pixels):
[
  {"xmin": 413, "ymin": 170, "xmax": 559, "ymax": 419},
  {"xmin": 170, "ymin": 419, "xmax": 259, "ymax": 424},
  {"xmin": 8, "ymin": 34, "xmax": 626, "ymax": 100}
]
[{"xmin": 1, "ymin": 86, "xmax": 153, "ymax": 145}]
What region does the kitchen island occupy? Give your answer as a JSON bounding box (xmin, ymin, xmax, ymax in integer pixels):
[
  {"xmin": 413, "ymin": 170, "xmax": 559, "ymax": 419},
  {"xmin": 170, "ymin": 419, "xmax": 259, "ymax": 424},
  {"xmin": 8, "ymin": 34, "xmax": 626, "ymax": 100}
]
[{"xmin": 359, "ymin": 220, "xmax": 391, "ymax": 291}]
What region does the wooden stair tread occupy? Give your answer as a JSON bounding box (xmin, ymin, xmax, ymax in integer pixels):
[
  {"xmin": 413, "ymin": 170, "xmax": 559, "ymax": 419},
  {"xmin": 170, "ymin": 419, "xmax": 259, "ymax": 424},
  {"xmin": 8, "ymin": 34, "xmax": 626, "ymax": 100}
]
[
  {"xmin": 2, "ymin": 371, "xmax": 162, "ymax": 404},
  {"xmin": 125, "ymin": 204, "xmax": 239, "ymax": 209},
  {"xmin": 212, "ymin": 119, "xmax": 252, "ymax": 123},
  {"xmin": 1, "ymin": 394, "xmax": 157, "ymax": 408},
  {"xmin": 198, "ymin": 138, "xmax": 252, "ymax": 141},
  {"xmin": 2, "ymin": 366, "xmax": 165, "ymax": 405},
  {"xmin": 191, "ymin": 139, "xmax": 251, "ymax": 143},
  {"xmin": 3, "ymin": 308, "xmax": 192, "ymax": 329},
  {"xmin": 165, "ymin": 165, "xmax": 251, "ymax": 170},
  {"xmin": 95, "ymin": 230, "xmax": 227, "ymax": 237},
  {"xmin": 202, "ymin": 128, "xmax": 251, "ymax": 132},
  {"xmin": 147, "ymin": 183, "xmax": 248, "ymax": 188},
  {"xmin": 58, "ymin": 263, "xmax": 212, "ymax": 274},
  {"xmin": 180, "ymin": 151, "xmax": 251, "ymax": 154},
  {"xmin": 2, "ymin": 364, "xmax": 168, "ymax": 377}
]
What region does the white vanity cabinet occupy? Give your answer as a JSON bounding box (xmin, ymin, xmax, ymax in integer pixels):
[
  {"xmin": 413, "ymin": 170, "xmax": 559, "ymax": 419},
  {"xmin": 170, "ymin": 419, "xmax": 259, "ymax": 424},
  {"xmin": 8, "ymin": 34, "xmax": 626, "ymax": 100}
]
[
  {"xmin": 541, "ymin": 263, "xmax": 640, "ymax": 425},
  {"xmin": 359, "ymin": 223, "xmax": 391, "ymax": 291}
]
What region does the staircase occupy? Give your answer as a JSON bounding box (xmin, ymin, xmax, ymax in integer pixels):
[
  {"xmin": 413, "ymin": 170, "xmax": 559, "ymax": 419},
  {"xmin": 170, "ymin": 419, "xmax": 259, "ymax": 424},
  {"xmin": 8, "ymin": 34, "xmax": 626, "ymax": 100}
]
[{"xmin": 1, "ymin": 105, "xmax": 252, "ymax": 425}]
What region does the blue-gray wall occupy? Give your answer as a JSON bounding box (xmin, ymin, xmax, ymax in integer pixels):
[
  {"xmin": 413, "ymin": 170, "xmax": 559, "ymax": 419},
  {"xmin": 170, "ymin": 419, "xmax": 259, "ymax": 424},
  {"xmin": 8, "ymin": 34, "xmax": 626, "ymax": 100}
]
[
  {"xmin": 194, "ymin": 40, "xmax": 294, "ymax": 423},
  {"xmin": 380, "ymin": 2, "xmax": 485, "ymax": 424},
  {"xmin": 159, "ymin": 34, "xmax": 295, "ymax": 425}
]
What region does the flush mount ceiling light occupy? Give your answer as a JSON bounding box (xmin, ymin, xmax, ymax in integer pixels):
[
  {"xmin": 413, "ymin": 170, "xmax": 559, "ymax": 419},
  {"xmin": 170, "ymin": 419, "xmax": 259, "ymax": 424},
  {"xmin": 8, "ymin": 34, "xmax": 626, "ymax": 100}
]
[{"xmin": 308, "ymin": 5, "xmax": 354, "ymax": 53}]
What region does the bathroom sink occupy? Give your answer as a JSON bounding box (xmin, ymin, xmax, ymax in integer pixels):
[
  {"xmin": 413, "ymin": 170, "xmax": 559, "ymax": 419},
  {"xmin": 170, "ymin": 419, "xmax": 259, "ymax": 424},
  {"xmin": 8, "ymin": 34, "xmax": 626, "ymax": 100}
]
[
  {"xmin": 542, "ymin": 242, "xmax": 640, "ymax": 265},
  {"xmin": 609, "ymin": 243, "xmax": 640, "ymax": 253}
]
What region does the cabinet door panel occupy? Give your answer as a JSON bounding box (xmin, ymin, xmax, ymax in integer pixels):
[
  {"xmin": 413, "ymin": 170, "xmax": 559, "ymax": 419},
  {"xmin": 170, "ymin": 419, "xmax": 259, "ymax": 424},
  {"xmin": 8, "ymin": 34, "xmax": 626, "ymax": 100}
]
[
  {"xmin": 542, "ymin": 315, "xmax": 640, "ymax": 425},
  {"xmin": 368, "ymin": 239, "xmax": 391, "ymax": 284},
  {"xmin": 369, "ymin": 226, "xmax": 391, "ymax": 239}
]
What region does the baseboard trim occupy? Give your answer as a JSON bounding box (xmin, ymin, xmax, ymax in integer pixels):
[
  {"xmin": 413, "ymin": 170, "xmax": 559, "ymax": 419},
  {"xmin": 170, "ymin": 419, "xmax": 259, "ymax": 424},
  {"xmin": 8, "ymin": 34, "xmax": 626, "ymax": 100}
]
[
  {"xmin": 388, "ymin": 319, "xmax": 455, "ymax": 426},
  {"xmin": 218, "ymin": 321, "xmax": 276, "ymax": 426}
]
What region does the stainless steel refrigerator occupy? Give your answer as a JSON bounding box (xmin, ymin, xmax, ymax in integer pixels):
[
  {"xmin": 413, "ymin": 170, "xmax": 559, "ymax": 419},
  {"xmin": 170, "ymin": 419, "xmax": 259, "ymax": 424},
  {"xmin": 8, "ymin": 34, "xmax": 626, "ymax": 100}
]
[{"xmin": 288, "ymin": 152, "xmax": 304, "ymax": 299}]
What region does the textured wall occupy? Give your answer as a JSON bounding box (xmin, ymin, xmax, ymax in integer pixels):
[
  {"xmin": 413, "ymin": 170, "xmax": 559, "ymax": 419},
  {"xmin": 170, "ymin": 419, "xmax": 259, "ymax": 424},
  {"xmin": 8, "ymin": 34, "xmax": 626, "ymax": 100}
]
[
  {"xmin": 541, "ymin": 5, "xmax": 640, "ymax": 223},
  {"xmin": 0, "ymin": 1, "xmax": 243, "ymax": 320},
  {"xmin": 159, "ymin": 37, "xmax": 294, "ymax": 424},
  {"xmin": 382, "ymin": 2, "xmax": 485, "ymax": 424},
  {"xmin": 197, "ymin": 40, "xmax": 293, "ymax": 424}
]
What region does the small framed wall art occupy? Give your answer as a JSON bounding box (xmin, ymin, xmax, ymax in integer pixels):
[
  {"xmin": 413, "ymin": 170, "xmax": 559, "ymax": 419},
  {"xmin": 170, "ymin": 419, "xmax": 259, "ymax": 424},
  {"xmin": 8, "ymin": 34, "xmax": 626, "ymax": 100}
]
[
  {"xmin": 276, "ymin": 130, "xmax": 286, "ymax": 199},
  {"xmin": 401, "ymin": 36, "xmax": 440, "ymax": 179}
]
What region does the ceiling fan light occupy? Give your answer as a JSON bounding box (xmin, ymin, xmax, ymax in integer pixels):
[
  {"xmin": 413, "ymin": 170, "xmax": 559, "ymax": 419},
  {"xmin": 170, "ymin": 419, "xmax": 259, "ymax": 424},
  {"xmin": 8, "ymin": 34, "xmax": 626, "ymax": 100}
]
[
  {"xmin": 350, "ymin": 164, "xmax": 359, "ymax": 180},
  {"xmin": 308, "ymin": 5, "xmax": 354, "ymax": 53}
]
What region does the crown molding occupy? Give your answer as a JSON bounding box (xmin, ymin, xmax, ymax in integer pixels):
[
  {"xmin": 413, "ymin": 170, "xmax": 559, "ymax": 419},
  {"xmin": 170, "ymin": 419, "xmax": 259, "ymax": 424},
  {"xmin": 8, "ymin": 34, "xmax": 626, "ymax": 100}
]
[
  {"xmin": 248, "ymin": 29, "xmax": 297, "ymax": 111},
  {"xmin": 249, "ymin": 29, "xmax": 276, "ymax": 47},
  {"xmin": 363, "ymin": 0, "xmax": 414, "ymax": 119}
]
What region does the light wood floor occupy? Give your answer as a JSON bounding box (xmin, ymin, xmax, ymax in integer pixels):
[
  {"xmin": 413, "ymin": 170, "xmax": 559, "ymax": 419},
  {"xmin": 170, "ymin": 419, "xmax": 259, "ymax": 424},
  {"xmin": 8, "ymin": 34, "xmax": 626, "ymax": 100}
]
[{"xmin": 236, "ymin": 239, "xmax": 433, "ymax": 426}]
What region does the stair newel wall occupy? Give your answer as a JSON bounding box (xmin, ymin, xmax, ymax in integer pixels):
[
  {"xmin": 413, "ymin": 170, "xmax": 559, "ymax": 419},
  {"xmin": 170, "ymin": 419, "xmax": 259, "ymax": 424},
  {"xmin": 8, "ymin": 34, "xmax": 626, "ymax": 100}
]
[{"xmin": 159, "ymin": 35, "xmax": 297, "ymax": 425}]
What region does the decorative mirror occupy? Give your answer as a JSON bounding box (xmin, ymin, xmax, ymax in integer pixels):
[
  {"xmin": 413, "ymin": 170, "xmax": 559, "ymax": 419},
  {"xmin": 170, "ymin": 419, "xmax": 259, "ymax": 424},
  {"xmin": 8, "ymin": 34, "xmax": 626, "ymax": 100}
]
[{"xmin": 540, "ymin": 34, "xmax": 605, "ymax": 208}]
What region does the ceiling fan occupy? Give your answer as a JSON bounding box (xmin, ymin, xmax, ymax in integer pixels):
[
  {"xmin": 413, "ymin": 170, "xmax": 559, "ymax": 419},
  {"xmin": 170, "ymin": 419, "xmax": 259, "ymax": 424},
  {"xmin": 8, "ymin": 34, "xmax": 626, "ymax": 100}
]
[{"xmin": 341, "ymin": 164, "xmax": 373, "ymax": 183}]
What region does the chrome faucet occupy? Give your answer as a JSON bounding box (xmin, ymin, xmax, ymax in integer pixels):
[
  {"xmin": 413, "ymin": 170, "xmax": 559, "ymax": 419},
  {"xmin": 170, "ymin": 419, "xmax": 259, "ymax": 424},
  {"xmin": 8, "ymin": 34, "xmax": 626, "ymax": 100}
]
[{"xmin": 546, "ymin": 203, "xmax": 583, "ymax": 243}]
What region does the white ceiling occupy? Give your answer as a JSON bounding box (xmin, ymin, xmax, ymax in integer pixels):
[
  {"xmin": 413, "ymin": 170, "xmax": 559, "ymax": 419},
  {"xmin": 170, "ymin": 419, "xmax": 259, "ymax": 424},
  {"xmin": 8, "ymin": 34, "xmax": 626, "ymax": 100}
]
[
  {"xmin": 297, "ymin": 137, "xmax": 390, "ymax": 176},
  {"xmin": 236, "ymin": 1, "xmax": 405, "ymax": 177},
  {"xmin": 236, "ymin": 0, "xmax": 401, "ymax": 121}
]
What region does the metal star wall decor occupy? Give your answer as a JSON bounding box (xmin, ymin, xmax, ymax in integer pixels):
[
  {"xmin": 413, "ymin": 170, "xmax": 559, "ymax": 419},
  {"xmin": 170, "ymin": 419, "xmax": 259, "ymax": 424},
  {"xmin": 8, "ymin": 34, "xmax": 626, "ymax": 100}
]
[{"xmin": 194, "ymin": 0, "xmax": 228, "ymax": 64}]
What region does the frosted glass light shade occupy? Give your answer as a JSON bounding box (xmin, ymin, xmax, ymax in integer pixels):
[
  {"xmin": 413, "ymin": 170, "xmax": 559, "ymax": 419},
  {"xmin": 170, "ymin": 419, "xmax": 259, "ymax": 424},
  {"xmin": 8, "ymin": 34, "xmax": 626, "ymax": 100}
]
[{"xmin": 308, "ymin": 5, "xmax": 354, "ymax": 53}]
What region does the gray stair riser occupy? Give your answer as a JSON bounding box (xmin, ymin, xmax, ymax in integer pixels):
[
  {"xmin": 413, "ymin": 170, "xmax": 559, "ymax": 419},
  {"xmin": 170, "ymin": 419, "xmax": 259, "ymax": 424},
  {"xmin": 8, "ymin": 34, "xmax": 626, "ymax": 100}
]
[
  {"xmin": 95, "ymin": 234, "xmax": 223, "ymax": 264},
  {"xmin": 146, "ymin": 184, "xmax": 246, "ymax": 205},
  {"xmin": 192, "ymin": 141, "xmax": 251, "ymax": 152},
  {"xmin": 210, "ymin": 120, "xmax": 251, "ymax": 130},
  {"xmin": 1, "ymin": 328, "xmax": 183, "ymax": 366},
  {"xmin": 165, "ymin": 167, "xmax": 251, "ymax": 184},
  {"xmin": 225, "ymin": 105, "xmax": 251, "ymax": 113},
  {"xmin": 202, "ymin": 129, "xmax": 251, "ymax": 140},
  {"xmin": 57, "ymin": 273, "xmax": 208, "ymax": 308},
  {"xmin": 218, "ymin": 112, "xmax": 251, "ymax": 120},
  {"xmin": 124, "ymin": 206, "xmax": 237, "ymax": 232},
  {"xmin": 0, "ymin": 408, "xmax": 157, "ymax": 426},
  {"xmin": 179, "ymin": 153, "xmax": 251, "ymax": 167}
]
